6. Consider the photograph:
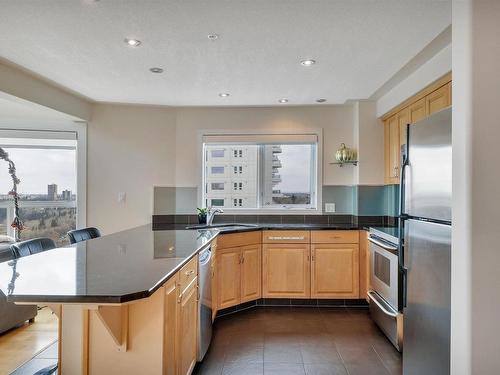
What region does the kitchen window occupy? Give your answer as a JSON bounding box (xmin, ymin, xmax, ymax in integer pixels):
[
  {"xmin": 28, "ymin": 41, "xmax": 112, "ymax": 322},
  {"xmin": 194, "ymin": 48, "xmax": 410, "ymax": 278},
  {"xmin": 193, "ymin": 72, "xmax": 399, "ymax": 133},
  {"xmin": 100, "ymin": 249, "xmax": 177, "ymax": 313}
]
[{"xmin": 202, "ymin": 134, "xmax": 319, "ymax": 211}]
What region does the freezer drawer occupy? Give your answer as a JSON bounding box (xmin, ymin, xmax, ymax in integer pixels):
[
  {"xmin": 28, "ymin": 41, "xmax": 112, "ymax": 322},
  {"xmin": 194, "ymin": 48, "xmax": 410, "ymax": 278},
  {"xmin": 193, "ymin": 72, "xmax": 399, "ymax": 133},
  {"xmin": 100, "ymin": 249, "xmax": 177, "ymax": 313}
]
[
  {"xmin": 368, "ymin": 291, "xmax": 403, "ymax": 352},
  {"xmin": 403, "ymin": 219, "xmax": 451, "ymax": 375}
]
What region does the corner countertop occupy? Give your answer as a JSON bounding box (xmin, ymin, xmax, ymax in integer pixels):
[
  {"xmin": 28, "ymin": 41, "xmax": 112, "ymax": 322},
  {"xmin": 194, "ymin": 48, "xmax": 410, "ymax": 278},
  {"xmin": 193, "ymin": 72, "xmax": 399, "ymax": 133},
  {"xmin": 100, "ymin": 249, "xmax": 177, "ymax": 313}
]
[
  {"xmin": 0, "ymin": 225, "xmax": 218, "ymax": 305},
  {"xmin": 0, "ymin": 222, "xmax": 394, "ymax": 305}
]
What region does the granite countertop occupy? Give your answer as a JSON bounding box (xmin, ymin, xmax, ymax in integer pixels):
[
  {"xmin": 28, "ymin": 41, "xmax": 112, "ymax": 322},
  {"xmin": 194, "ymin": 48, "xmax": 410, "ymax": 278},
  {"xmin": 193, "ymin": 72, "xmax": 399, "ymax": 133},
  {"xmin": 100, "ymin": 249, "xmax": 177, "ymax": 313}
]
[
  {"xmin": 0, "ymin": 222, "xmax": 396, "ymax": 305},
  {"xmin": 154, "ymin": 222, "xmax": 361, "ymax": 233},
  {"xmin": 0, "ymin": 225, "xmax": 218, "ymax": 304}
]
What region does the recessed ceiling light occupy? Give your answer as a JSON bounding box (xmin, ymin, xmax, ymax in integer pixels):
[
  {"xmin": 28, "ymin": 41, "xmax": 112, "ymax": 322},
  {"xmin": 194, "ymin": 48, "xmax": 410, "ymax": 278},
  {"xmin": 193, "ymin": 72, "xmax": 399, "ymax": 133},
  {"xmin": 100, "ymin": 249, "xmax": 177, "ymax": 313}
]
[
  {"xmin": 208, "ymin": 33, "xmax": 219, "ymax": 41},
  {"xmin": 149, "ymin": 67, "xmax": 164, "ymax": 73},
  {"xmin": 316, "ymin": 98, "xmax": 327, "ymax": 103},
  {"xmin": 278, "ymin": 98, "xmax": 289, "ymax": 104},
  {"xmin": 219, "ymin": 93, "xmax": 230, "ymax": 97},
  {"xmin": 124, "ymin": 38, "xmax": 141, "ymax": 47},
  {"xmin": 300, "ymin": 59, "xmax": 316, "ymax": 67}
]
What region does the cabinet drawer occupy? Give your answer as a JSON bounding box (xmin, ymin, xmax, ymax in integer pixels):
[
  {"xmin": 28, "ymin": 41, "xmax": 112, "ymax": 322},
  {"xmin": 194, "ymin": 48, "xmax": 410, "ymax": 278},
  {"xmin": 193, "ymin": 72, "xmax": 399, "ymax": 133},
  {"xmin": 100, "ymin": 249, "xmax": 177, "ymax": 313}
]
[
  {"xmin": 217, "ymin": 231, "xmax": 261, "ymax": 249},
  {"xmin": 311, "ymin": 230, "xmax": 359, "ymax": 244},
  {"xmin": 179, "ymin": 255, "xmax": 198, "ymax": 291},
  {"xmin": 262, "ymin": 230, "xmax": 310, "ymax": 244}
]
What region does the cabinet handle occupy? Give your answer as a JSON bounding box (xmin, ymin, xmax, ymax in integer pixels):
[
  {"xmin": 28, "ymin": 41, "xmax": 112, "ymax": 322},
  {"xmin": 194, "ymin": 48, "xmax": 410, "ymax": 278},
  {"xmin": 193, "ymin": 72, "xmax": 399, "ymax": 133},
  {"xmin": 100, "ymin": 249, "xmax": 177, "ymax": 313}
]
[
  {"xmin": 178, "ymin": 293, "xmax": 182, "ymax": 304},
  {"xmin": 268, "ymin": 236, "xmax": 305, "ymax": 241},
  {"xmin": 241, "ymin": 255, "xmax": 245, "ymax": 263},
  {"xmin": 185, "ymin": 270, "xmax": 195, "ymax": 276}
]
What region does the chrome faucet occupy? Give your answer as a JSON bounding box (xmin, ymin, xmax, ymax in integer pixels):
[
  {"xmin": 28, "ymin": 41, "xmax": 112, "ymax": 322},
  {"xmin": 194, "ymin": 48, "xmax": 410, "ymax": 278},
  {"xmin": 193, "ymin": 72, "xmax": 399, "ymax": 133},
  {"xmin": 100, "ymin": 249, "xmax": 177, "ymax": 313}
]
[{"xmin": 207, "ymin": 207, "xmax": 224, "ymax": 225}]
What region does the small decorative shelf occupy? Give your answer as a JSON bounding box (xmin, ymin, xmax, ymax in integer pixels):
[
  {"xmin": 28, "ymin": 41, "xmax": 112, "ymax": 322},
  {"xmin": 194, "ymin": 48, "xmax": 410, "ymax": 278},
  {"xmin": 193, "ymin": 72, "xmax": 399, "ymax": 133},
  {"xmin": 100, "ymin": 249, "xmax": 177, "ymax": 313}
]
[{"xmin": 330, "ymin": 160, "xmax": 358, "ymax": 167}]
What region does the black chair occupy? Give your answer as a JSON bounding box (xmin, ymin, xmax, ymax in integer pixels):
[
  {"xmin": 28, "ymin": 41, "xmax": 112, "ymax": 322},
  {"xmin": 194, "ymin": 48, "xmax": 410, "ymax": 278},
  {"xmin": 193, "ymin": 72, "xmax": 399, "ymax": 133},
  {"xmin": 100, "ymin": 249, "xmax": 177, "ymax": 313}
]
[
  {"xmin": 10, "ymin": 237, "xmax": 56, "ymax": 258},
  {"xmin": 67, "ymin": 227, "xmax": 101, "ymax": 244}
]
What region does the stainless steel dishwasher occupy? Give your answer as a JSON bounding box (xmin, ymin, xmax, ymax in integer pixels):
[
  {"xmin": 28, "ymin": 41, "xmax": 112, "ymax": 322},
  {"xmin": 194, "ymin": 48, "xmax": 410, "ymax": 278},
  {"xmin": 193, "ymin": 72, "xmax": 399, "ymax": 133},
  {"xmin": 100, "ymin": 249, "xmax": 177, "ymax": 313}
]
[{"xmin": 197, "ymin": 244, "xmax": 213, "ymax": 361}]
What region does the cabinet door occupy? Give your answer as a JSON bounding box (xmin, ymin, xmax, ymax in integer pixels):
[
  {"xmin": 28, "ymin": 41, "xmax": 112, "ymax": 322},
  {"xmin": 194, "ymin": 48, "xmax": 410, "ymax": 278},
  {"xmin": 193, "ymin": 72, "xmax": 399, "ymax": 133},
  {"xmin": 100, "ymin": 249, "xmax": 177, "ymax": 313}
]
[
  {"xmin": 178, "ymin": 278, "xmax": 198, "ymax": 375},
  {"xmin": 163, "ymin": 275, "xmax": 179, "ymax": 375},
  {"xmin": 426, "ymin": 83, "xmax": 451, "ymax": 115},
  {"xmin": 384, "ymin": 114, "xmax": 400, "ymax": 184},
  {"xmin": 311, "ymin": 244, "xmax": 359, "ymax": 298},
  {"xmin": 240, "ymin": 244, "xmax": 262, "ymax": 303},
  {"xmin": 263, "ymin": 244, "xmax": 310, "ymax": 298},
  {"xmin": 217, "ymin": 247, "xmax": 241, "ymax": 309},
  {"xmin": 398, "ymin": 107, "xmax": 410, "ymax": 148},
  {"xmin": 409, "ymin": 97, "xmax": 427, "ymax": 123}
]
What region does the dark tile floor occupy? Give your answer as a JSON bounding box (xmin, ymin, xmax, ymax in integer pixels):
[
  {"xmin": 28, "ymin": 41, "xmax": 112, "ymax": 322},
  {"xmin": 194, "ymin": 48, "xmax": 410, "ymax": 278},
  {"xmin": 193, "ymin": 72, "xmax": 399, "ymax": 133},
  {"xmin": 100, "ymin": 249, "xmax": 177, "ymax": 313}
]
[{"xmin": 194, "ymin": 306, "xmax": 401, "ymax": 375}]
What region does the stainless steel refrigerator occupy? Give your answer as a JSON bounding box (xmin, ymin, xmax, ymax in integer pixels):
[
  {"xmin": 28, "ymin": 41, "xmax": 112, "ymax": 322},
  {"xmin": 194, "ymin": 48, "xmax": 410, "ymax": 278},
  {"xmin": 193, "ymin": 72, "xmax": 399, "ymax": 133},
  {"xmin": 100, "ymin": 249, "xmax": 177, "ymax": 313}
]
[{"xmin": 400, "ymin": 108, "xmax": 451, "ymax": 375}]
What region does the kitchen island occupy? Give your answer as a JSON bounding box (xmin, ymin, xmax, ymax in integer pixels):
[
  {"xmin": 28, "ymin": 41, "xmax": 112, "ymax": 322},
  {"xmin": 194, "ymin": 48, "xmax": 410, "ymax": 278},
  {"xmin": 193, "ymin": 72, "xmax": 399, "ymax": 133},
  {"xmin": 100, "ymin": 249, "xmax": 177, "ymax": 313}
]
[{"xmin": 0, "ymin": 225, "xmax": 218, "ymax": 375}]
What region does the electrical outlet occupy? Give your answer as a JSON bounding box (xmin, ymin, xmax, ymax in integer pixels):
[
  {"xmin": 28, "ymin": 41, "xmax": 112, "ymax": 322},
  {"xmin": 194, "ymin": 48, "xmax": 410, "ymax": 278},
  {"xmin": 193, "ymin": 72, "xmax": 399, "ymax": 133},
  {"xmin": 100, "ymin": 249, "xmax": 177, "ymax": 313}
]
[{"xmin": 325, "ymin": 203, "xmax": 336, "ymax": 213}]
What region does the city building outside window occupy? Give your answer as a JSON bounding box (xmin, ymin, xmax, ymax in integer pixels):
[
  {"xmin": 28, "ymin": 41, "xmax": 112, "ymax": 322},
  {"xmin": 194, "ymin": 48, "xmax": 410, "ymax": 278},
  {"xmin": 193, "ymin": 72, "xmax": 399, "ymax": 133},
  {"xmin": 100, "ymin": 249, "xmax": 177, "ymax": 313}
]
[
  {"xmin": 0, "ymin": 130, "xmax": 78, "ymax": 246},
  {"xmin": 202, "ymin": 134, "xmax": 318, "ymax": 211}
]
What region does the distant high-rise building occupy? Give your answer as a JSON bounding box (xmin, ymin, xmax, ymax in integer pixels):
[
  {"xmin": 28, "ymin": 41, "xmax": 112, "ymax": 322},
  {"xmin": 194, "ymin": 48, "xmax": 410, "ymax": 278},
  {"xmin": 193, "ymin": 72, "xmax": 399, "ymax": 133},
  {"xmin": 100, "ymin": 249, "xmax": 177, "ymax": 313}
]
[
  {"xmin": 62, "ymin": 190, "xmax": 72, "ymax": 201},
  {"xmin": 47, "ymin": 184, "xmax": 58, "ymax": 201}
]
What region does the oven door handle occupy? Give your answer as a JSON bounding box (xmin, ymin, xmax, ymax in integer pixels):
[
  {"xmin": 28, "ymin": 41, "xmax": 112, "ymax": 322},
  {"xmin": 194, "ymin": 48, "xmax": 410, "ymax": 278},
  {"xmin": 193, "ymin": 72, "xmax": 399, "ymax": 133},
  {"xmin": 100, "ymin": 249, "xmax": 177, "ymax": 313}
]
[
  {"xmin": 367, "ymin": 291, "xmax": 398, "ymax": 318},
  {"xmin": 368, "ymin": 236, "xmax": 398, "ymax": 252}
]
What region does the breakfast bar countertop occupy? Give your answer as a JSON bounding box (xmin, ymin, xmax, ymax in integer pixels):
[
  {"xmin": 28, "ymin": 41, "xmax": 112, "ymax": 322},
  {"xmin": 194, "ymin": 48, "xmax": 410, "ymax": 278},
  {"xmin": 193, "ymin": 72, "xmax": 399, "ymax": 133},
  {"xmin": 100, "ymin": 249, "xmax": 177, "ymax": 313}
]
[{"xmin": 0, "ymin": 225, "xmax": 218, "ymax": 305}]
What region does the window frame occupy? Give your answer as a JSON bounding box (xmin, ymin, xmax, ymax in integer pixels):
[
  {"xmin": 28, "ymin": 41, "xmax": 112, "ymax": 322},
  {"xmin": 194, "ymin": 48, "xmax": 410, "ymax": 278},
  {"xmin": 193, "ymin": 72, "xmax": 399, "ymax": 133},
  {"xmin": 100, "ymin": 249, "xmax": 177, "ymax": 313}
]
[
  {"xmin": 200, "ymin": 131, "xmax": 322, "ymax": 214},
  {"xmin": 0, "ymin": 120, "xmax": 87, "ymax": 230}
]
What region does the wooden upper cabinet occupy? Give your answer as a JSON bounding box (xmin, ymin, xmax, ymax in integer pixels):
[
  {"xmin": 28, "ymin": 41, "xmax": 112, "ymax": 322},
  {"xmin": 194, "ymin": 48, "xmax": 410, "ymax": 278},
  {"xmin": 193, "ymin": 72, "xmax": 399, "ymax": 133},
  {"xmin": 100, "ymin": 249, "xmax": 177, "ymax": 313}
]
[
  {"xmin": 240, "ymin": 244, "xmax": 262, "ymax": 303},
  {"xmin": 262, "ymin": 243, "xmax": 310, "ymax": 298},
  {"xmin": 311, "ymin": 244, "xmax": 359, "ymax": 298},
  {"xmin": 398, "ymin": 107, "xmax": 410, "ymax": 147},
  {"xmin": 217, "ymin": 247, "xmax": 241, "ymax": 309},
  {"xmin": 177, "ymin": 278, "xmax": 198, "ymax": 375},
  {"xmin": 409, "ymin": 97, "xmax": 427, "ymax": 123},
  {"xmin": 426, "ymin": 83, "xmax": 451, "ymax": 115},
  {"xmin": 384, "ymin": 114, "xmax": 400, "ymax": 184},
  {"xmin": 383, "ymin": 76, "xmax": 452, "ymax": 185}
]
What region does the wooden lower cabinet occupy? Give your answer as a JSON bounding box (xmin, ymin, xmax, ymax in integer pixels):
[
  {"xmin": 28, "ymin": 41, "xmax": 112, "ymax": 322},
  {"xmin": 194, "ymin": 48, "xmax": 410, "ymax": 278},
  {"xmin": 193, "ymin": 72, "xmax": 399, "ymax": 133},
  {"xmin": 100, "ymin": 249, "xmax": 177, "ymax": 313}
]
[
  {"xmin": 216, "ymin": 244, "xmax": 262, "ymax": 309},
  {"xmin": 263, "ymin": 244, "xmax": 310, "ymax": 298},
  {"xmin": 178, "ymin": 278, "xmax": 198, "ymax": 375},
  {"xmin": 217, "ymin": 247, "xmax": 241, "ymax": 309},
  {"xmin": 240, "ymin": 244, "xmax": 262, "ymax": 303},
  {"xmin": 311, "ymin": 244, "xmax": 359, "ymax": 298},
  {"xmin": 163, "ymin": 275, "xmax": 180, "ymax": 375}
]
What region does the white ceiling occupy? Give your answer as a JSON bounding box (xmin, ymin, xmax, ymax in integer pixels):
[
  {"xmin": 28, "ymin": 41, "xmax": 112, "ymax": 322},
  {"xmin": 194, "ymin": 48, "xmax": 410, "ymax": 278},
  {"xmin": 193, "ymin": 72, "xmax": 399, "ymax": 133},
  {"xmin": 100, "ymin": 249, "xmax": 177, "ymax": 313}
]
[
  {"xmin": 0, "ymin": 0, "xmax": 451, "ymax": 107},
  {"xmin": 0, "ymin": 92, "xmax": 78, "ymax": 122}
]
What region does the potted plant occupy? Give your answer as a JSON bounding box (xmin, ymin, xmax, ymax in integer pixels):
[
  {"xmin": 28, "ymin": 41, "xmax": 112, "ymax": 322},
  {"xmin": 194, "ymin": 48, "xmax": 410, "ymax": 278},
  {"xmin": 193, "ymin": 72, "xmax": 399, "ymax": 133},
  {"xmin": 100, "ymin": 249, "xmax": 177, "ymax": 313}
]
[{"xmin": 197, "ymin": 207, "xmax": 208, "ymax": 224}]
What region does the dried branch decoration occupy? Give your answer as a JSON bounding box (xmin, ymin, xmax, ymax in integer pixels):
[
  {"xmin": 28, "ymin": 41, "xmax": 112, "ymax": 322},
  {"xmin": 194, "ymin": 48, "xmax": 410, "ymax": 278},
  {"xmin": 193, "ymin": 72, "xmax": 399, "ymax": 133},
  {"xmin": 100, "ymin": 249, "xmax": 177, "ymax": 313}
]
[{"xmin": 0, "ymin": 147, "xmax": 23, "ymax": 241}]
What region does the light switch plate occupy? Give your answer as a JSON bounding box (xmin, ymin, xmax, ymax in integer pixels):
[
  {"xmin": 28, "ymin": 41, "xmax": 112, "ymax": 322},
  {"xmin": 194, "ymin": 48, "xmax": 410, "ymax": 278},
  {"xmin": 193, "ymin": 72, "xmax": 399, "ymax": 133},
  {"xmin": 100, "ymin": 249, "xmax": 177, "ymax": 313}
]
[
  {"xmin": 118, "ymin": 192, "xmax": 126, "ymax": 204},
  {"xmin": 325, "ymin": 203, "xmax": 336, "ymax": 213}
]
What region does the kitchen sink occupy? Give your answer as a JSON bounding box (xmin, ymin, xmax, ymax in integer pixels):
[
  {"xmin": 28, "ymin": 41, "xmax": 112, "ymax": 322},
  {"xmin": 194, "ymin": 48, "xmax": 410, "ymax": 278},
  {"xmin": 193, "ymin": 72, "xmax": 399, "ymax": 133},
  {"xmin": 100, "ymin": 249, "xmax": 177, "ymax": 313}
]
[{"xmin": 185, "ymin": 223, "xmax": 258, "ymax": 230}]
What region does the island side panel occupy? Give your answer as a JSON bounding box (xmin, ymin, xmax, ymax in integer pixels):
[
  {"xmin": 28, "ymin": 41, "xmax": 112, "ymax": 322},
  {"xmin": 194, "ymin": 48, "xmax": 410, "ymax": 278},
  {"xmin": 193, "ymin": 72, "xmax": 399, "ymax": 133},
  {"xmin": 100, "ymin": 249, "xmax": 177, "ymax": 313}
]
[
  {"xmin": 88, "ymin": 290, "xmax": 165, "ymax": 374},
  {"xmin": 60, "ymin": 305, "xmax": 89, "ymax": 375}
]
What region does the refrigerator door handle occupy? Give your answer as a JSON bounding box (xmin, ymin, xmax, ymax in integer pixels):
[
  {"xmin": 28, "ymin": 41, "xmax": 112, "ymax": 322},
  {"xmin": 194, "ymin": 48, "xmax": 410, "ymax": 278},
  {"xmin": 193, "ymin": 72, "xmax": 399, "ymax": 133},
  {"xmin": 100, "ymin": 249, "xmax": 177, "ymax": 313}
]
[
  {"xmin": 402, "ymin": 266, "xmax": 408, "ymax": 308},
  {"xmin": 398, "ymin": 123, "xmax": 411, "ymax": 269}
]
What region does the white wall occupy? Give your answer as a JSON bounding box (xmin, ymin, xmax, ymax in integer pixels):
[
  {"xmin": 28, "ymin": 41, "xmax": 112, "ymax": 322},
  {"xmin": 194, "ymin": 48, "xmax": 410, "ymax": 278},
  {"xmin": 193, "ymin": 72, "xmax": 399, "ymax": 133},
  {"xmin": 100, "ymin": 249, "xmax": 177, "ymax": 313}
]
[
  {"xmin": 376, "ymin": 44, "xmax": 452, "ymax": 117},
  {"xmin": 87, "ymin": 104, "xmax": 176, "ymax": 234},
  {"xmin": 353, "ymin": 101, "xmax": 384, "ymax": 185},
  {"xmin": 452, "ymin": 0, "xmax": 500, "ymax": 373},
  {"xmin": 174, "ymin": 105, "xmax": 358, "ymax": 188}
]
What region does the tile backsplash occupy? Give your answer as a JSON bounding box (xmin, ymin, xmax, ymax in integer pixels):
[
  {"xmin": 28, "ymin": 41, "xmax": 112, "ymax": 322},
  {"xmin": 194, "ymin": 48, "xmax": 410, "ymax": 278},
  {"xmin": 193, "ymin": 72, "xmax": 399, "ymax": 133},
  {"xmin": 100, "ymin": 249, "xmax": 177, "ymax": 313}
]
[{"xmin": 153, "ymin": 184, "xmax": 399, "ymax": 218}]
